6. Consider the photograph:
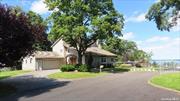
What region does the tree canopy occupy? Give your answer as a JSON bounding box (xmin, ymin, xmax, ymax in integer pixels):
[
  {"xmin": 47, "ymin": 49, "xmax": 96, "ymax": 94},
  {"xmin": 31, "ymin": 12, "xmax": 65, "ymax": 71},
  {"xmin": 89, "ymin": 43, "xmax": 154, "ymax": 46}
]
[
  {"xmin": 27, "ymin": 11, "xmax": 51, "ymax": 51},
  {"xmin": 102, "ymin": 37, "xmax": 151, "ymax": 62},
  {"xmin": 146, "ymin": 0, "xmax": 180, "ymax": 31},
  {"xmin": 0, "ymin": 4, "xmax": 46, "ymax": 67},
  {"xmin": 45, "ymin": 0, "xmax": 124, "ymax": 64}
]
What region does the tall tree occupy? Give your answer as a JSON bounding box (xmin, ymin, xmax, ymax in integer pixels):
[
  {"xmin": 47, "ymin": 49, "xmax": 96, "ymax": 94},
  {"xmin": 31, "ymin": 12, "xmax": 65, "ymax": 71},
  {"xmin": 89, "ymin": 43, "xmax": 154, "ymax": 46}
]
[
  {"xmin": 45, "ymin": 0, "xmax": 124, "ymax": 64},
  {"xmin": 27, "ymin": 11, "xmax": 51, "ymax": 51},
  {"xmin": 146, "ymin": 0, "xmax": 180, "ymax": 31},
  {"xmin": 102, "ymin": 37, "xmax": 137, "ymax": 61},
  {"xmin": 0, "ymin": 4, "xmax": 45, "ymax": 67},
  {"xmin": 102, "ymin": 37, "xmax": 151, "ymax": 62}
]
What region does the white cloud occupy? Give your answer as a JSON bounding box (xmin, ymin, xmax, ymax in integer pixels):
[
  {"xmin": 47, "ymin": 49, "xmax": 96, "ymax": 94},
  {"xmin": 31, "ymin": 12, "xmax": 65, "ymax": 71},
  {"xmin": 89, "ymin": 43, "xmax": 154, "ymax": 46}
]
[
  {"xmin": 121, "ymin": 32, "xmax": 134, "ymax": 40},
  {"xmin": 126, "ymin": 13, "xmax": 147, "ymax": 23},
  {"xmin": 138, "ymin": 37, "xmax": 180, "ymax": 59},
  {"xmin": 30, "ymin": 0, "xmax": 49, "ymax": 14},
  {"xmin": 146, "ymin": 36, "xmax": 170, "ymax": 43}
]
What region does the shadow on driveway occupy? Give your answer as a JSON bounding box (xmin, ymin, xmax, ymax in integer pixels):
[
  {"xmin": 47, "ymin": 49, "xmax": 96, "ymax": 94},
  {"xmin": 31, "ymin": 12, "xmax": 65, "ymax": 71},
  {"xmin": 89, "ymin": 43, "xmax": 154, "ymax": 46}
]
[{"xmin": 0, "ymin": 75, "xmax": 70, "ymax": 101}]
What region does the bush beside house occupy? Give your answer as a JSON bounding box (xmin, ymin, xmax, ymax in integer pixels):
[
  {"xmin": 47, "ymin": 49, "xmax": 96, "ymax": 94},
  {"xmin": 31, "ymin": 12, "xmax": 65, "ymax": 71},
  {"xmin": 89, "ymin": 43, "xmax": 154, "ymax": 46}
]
[
  {"xmin": 60, "ymin": 65, "xmax": 75, "ymax": 72},
  {"xmin": 77, "ymin": 64, "xmax": 90, "ymax": 72},
  {"xmin": 60, "ymin": 64, "xmax": 90, "ymax": 72}
]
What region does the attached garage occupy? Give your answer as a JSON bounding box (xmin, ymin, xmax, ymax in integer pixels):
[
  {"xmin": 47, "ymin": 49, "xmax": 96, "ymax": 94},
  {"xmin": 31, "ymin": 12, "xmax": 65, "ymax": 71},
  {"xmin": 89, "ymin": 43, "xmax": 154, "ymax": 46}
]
[
  {"xmin": 36, "ymin": 58, "xmax": 65, "ymax": 70},
  {"xmin": 22, "ymin": 51, "xmax": 65, "ymax": 71}
]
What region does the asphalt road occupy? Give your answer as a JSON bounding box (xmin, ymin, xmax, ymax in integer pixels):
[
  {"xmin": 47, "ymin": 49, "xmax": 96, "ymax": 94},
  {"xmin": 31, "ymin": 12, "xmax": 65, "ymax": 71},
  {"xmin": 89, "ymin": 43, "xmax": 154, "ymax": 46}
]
[{"xmin": 0, "ymin": 72, "xmax": 179, "ymax": 101}]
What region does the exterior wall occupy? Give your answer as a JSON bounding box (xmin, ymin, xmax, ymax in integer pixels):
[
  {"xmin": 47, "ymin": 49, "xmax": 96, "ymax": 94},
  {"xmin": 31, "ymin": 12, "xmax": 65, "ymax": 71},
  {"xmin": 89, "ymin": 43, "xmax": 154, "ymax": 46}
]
[
  {"xmin": 91, "ymin": 56, "xmax": 115, "ymax": 67},
  {"xmin": 52, "ymin": 39, "xmax": 65, "ymax": 57},
  {"xmin": 91, "ymin": 56, "xmax": 100, "ymax": 67},
  {"xmin": 66, "ymin": 48, "xmax": 78, "ymax": 57},
  {"xmin": 22, "ymin": 56, "xmax": 36, "ymax": 70},
  {"xmin": 65, "ymin": 48, "xmax": 78, "ymax": 64}
]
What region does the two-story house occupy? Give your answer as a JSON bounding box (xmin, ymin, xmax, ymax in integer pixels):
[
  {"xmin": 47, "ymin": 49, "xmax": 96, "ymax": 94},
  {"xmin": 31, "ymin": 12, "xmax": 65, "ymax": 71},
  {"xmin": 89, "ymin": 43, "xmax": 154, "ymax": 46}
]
[{"xmin": 22, "ymin": 39, "xmax": 116, "ymax": 70}]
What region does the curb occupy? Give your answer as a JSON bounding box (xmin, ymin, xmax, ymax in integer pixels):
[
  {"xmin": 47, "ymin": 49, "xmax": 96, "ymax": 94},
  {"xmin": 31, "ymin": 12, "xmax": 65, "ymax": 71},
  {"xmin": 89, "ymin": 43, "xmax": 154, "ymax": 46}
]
[
  {"xmin": 130, "ymin": 68, "xmax": 157, "ymax": 72},
  {"xmin": 148, "ymin": 80, "xmax": 180, "ymax": 94}
]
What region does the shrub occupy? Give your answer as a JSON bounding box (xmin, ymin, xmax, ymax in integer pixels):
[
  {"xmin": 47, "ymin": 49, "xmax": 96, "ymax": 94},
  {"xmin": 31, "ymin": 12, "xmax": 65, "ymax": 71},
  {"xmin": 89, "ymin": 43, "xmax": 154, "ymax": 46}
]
[
  {"xmin": 76, "ymin": 64, "xmax": 90, "ymax": 72},
  {"xmin": 0, "ymin": 67, "xmax": 12, "ymax": 72},
  {"xmin": 120, "ymin": 64, "xmax": 132, "ymax": 68},
  {"xmin": 60, "ymin": 64, "xmax": 75, "ymax": 72}
]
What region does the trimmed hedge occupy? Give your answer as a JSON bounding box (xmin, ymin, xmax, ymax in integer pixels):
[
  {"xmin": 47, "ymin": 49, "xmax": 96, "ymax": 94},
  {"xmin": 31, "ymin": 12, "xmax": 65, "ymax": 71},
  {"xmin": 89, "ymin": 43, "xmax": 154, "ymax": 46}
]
[{"xmin": 60, "ymin": 64, "xmax": 75, "ymax": 72}]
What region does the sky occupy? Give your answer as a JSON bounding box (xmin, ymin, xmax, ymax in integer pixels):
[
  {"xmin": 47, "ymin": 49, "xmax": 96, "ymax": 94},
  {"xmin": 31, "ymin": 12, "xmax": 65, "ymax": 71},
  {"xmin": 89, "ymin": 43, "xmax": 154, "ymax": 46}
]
[{"xmin": 1, "ymin": 0, "xmax": 180, "ymax": 60}]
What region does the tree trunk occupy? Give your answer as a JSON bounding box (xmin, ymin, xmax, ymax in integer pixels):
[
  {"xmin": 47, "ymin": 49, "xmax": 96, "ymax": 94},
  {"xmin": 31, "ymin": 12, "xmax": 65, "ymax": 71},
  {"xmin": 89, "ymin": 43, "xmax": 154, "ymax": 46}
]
[{"xmin": 77, "ymin": 52, "xmax": 83, "ymax": 65}]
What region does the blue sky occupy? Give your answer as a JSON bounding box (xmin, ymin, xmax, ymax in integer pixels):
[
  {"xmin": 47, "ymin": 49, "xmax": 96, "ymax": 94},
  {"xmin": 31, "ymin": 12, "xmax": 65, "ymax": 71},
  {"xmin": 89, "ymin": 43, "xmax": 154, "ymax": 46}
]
[{"xmin": 1, "ymin": 0, "xmax": 180, "ymax": 60}]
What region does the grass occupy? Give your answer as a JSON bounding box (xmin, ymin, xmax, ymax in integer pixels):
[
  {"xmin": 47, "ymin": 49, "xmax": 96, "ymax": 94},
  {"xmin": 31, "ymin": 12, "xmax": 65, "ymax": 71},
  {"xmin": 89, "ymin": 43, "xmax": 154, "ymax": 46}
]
[
  {"xmin": 48, "ymin": 72, "xmax": 107, "ymax": 79},
  {"xmin": 150, "ymin": 72, "xmax": 180, "ymax": 91},
  {"xmin": 0, "ymin": 70, "xmax": 30, "ymax": 80}
]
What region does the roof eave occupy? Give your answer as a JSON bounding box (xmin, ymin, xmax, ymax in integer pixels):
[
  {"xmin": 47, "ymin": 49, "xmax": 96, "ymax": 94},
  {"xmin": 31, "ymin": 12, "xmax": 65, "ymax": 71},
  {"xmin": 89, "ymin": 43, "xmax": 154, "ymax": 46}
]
[{"xmin": 51, "ymin": 38, "xmax": 61, "ymax": 48}]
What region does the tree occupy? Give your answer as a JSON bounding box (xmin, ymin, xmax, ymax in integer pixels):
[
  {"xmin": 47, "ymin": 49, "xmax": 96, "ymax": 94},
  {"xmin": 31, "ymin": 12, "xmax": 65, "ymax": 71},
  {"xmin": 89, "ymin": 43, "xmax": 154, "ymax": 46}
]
[
  {"xmin": 9, "ymin": 6, "xmax": 51, "ymax": 51},
  {"xmin": 0, "ymin": 4, "xmax": 45, "ymax": 67},
  {"xmin": 27, "ymin": 11, "xmax": 51, "ymax": 51},
  {"xmin": 102, "ymin": 37, "xmax": 151, "ymax": 62},
  {"xmin": 45, "ymin": 0, "xmax": 124, "ymax": 64},
  {"xmin": 102, "ymin": 37, "xmax": 137, "ymax": 61},
  {"xmin": 146, "ymin": 0, "xmax": 180, "ymax": 31},
  {"xmin": 130, "ymin": 50, "xmax": 151, "ymax": 62}
]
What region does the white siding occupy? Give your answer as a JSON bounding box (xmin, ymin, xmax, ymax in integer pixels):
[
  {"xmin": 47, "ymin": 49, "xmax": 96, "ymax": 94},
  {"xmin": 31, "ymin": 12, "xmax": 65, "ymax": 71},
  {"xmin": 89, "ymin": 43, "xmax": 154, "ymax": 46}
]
[
  {"xmin": 22, "ymin": 56, "xmax": 36, "ymax": 70},
  {"xmin": 52, "ymin": 39, "xmax": 65, "ymax": 57}
]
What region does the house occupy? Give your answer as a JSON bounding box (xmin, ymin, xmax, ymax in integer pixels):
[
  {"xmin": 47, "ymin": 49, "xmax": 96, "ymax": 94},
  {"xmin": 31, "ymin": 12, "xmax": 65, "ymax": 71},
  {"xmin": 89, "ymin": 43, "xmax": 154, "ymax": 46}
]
[{"xmin": 22, "ymin": 39, "xmax": 116, "ymax": 70}]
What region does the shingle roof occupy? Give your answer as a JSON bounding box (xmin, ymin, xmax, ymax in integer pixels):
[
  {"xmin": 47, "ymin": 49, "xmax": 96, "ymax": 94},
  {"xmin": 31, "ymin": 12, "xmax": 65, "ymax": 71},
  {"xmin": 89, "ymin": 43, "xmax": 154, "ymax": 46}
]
[
  {"xmin": 86, "ymin": 47, "xmax": 116, "ymax": 56},
  {"xmin": 50, "ymin": 39, "xmax": 116, "ymax": 57},
  {"xmin": 34, "ymin": 51, "xmax": 64, "ymax": 58}
]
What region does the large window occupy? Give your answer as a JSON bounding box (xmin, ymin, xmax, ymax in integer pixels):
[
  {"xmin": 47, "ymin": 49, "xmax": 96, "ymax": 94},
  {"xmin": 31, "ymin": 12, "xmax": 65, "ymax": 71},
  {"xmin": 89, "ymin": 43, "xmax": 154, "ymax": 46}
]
[{"xmin": 101, "ymin": 57, "xmax": 107, "ymax": 63}]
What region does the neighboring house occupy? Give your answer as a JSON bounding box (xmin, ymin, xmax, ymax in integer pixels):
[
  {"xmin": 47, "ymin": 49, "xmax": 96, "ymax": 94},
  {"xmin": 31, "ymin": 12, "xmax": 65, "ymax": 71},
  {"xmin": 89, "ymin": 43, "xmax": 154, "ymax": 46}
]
[{"xmin": 22, "ymin": 39, "xmax": 116, "ymax": 70}]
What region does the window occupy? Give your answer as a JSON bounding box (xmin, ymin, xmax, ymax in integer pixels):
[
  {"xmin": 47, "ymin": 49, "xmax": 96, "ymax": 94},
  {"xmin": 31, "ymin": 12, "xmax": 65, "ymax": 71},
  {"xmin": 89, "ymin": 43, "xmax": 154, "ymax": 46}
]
[
  {"xmin": 101, "ymin": 57, "xmax": 107, "ymax": 63},
  {"xmin": 111, "ymin": 58, "xmax": 114, "ymax": 62},
  {"xmin": 30, "ymin": 58, "xmax": 32, "ymax": 63}
]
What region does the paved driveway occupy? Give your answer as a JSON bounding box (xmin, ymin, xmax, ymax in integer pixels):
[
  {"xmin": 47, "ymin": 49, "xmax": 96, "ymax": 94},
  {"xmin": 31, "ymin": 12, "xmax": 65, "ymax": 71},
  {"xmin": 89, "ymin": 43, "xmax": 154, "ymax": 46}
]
[
  {"xmin": 0, "ymin": 72, "xmax": 179, "ymax": 101},
  {"xmin": 0, "ymin": 69, "xmax": 60, "ymax": 92}
]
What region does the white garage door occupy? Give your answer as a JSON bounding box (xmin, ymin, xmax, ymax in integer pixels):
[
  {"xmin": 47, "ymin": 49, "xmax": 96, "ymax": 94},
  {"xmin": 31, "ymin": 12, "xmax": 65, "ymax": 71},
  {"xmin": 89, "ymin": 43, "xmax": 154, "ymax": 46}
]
[{"xmin": 42, "ymin": 59, "xmax": 60, "ymax": 70}]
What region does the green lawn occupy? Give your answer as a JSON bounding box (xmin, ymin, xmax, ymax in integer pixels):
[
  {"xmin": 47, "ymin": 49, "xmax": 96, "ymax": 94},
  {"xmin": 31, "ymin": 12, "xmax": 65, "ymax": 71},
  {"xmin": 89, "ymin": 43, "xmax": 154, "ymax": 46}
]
[
  {"xmin": 48, "ymin": 72, "xmax": 107, "ymax": 79},
  {"xmin": 0, "ymin": 70, "xmax": 30, "ymax": 80},
  {"xmin": 150, "ymin": 72, "xmax": 180, "ymax": 91}
]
